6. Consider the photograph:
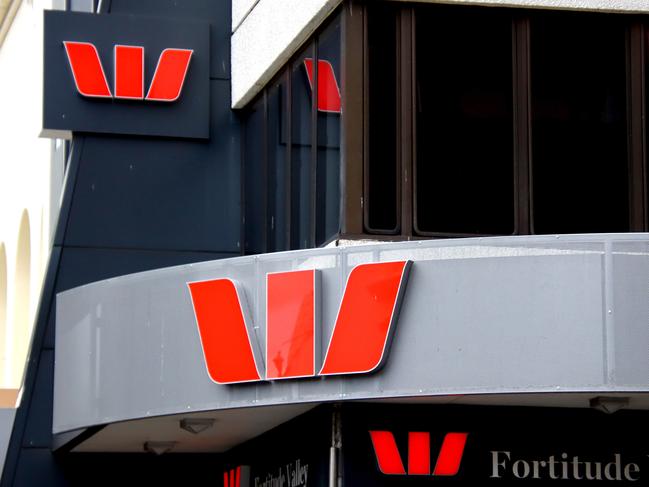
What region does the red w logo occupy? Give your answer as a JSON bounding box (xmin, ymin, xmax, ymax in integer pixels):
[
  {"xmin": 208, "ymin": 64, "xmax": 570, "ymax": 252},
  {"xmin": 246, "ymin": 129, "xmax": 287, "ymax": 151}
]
[
  {"xmin": 63, "ymin": 41, "xmax": 192, "ymax": 101},
  {"xmin": 370, "ymin": 431, "xmax": 468, "ymax": 476},
  {"xmin": 223, "ymin": 466, "xmax": 250, "ymax": 487},
  {"xmin": 187, "ymin": 261, "xmax": 411, "ymax": 384}
]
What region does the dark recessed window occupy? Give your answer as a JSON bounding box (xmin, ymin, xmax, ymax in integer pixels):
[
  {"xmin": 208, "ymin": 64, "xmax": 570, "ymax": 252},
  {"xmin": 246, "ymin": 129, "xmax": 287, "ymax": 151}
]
[
  {"xmin": 361, "ymin": 3, "xmax": 641, "ymax": 239},
  {"xmin": 243, "ymin": 98, "xmax": 266, "ymax": 255},
  {"xmin": 291, "ymin": 47, "xmax": 314, "ymax": 250},
  {"xmin": 242, "ymin": 11, "xmax": 342, "ymax": 255},
  {"xmin": 267, "ymin": 76, "xmax": 288, "ymax": 252},
  {"xmin": 245, "ymin": 4, "xmax": 648, "ymax": 252},
  {"xmin": 531, "ymin": 13, "xmax": 629, "ymax": 234},
  {"xmin": 366, "ymin": 3, "xmax": 399, "ymax": 233},
  {"xmin": 415, "ymin": 6, "xmax": 514, "ymax": 235},
  {"xmin": 316, "ymin": 16, "xmax": 342, "ymax": 246}
]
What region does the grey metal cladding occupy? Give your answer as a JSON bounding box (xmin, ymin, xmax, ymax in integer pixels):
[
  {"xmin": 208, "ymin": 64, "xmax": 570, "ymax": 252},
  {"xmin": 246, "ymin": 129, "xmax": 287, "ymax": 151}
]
[{"xmin": 54, "ymin": 234, "xmax": 649, "ymax": 433}]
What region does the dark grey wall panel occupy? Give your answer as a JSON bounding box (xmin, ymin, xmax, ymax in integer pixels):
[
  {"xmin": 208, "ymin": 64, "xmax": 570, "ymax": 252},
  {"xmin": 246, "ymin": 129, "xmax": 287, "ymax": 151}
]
[
  {"xmin": 64, "ymin": 83, "xmax": 240, "ymax": 252},
  {"xmin": 12, "ymin": 450, "xmax": 66, "ymax": 486},
  {"xmin": 53, "ymin": 138, "xmax": 84, "ymax": 248},
  {"xmin": 21, "ymin": 351, "xmax": 54, "ymax": 449},
  {"xmin": 109, "ymin": 0, "xmax": 231, "ymax": 79},
  {"xmin": 55, "ymin": 248, "xmax": 236, "ymax": 291},
  {"xmin": 1, "ymin": 244, "xmax": 61, "ymax": 486}
]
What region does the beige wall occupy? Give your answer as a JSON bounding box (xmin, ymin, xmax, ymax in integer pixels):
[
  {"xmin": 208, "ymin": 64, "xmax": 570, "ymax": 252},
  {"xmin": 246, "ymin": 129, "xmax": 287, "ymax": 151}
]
[{"xmin": 0, "ymin": 0, "xmax": 61, "ymax": 392}]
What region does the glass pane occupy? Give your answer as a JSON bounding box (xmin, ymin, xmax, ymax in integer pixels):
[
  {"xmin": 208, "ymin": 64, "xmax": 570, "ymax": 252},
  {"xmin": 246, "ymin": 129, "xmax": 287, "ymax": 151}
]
[
  {"xmin": 268, "ymin": 76, "xmax": 288, "ymax": 252},
  {"xmin": 291, "ymin": 47, "xmax": 314, "ymax": 249},
  {"xmin": 415, "ymin": 5, "xmax": 514, "ymax": 235},
  {"xmin": 316, "ymin": 16, "xmax": 342, "ymax": 246},
  {"xmin": 366, "ymin": 4, "xmax": 399, "ymax": 233},
  {"xmin": 244, "ymin": 98, "xmax": 266, "ymax": 254},
  {"xmin": 531, "ymin": 13, "xmax": 628, "ymax": 234}
]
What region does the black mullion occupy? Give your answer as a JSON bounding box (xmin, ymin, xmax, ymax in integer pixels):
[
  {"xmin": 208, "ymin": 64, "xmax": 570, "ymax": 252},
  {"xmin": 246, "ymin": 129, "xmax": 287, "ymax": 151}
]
[
  {"xmin": 341, "ymin": 0, "xmax": 364, "ymax": 236},
  {"xmin": 310, "ymin": 41, "xmax": 319, "ymax": 248},
  {"xmin": 627, "ymin": 22, "xmax": 646, "ymax": 231},
  {"xmin": 363, "ymin": 4, "xmax": 400, "ymax": 235},
  {"xmin": 400, "ymin": 7, "xmax": 414, "ymax": 238},
  {"xmin": 393, "ymin": 8, "xmax": 403, "ymax": 235},
  {"xmin": 362, "ymin": 4, "xmax": 370, "ymax": 232},
  {"xmin": 513, "ymin": 15, "xmax": 531, "ymax": 235}
]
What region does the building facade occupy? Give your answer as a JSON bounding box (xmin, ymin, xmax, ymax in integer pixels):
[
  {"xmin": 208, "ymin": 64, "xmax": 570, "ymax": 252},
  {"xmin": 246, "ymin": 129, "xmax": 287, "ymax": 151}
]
[
  {"xmin": 0, "ymin": 2, "xmax": 68, "ymax": 470},
  {"xmin": 1, "ymin": 0, "xmax": 649, "ymax": 484}
]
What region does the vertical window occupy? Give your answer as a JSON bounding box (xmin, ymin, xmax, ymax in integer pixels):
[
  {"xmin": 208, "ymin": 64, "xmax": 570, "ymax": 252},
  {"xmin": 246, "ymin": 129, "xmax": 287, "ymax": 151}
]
[
  {"xmin": 246, "ymin": 4, "xmax": 645, "ymax": 249},
  {"xmin": 242, "ymin": 11, "xmax": 342, "ymax": 255},
  {"xmin": 414, "ymin": 6, "xmax": 514, "ymax": 235},
  {"xmin": 366, "ymin": 4, "xmax": 399, "ymax": 233},
  {"xmin": 316, "ymin": 16, "xmax": 342, "ymax": 246},
  {"xmin": 531, "ymin": 13, "xmax": 629, "ymax": 233},
  {"xmin": 243, "ymin": 98, "xmax": 266, "ymax": 254},
  {"xmin": 267, "ymin": 76, "xmax": 289, "ymax": 252},
  {"xmin": 361, "ymin": 3, "xmax": 640, "ymax": 239},
  {"xmin": 291, "ymin": 47, "xmax": 315, "ymax": 250}
]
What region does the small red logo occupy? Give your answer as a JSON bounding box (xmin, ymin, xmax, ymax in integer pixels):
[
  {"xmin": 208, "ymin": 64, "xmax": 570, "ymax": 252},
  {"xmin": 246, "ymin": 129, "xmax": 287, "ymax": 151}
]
[
  {"xmin": 63, "ymin": 41, "xmax": 192, "ymax": 101},
  {"xmin": 188, "ymin": 261, "xmax": 411, "ymax": 384},
  {"xmin": 223, "ymin": 466, "xmax": 250, "ymax": 487},
  {"xmin": 370, "ymin": 431, "xmax": 468, "ymax": 476}
]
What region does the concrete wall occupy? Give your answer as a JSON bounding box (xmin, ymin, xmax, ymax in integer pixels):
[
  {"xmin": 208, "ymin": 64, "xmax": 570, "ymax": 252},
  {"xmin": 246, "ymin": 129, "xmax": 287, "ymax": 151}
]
[
  {"xmin": 0, "ymin": 0, "xmax": 63, "ymax": 391},
  {"xmin": 0, "ymin": 0, "xmax": 63, "ymax": 481}
]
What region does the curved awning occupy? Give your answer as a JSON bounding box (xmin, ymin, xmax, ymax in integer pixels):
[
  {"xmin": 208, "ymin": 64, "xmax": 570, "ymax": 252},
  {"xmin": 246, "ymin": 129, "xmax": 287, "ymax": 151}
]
[{"xmin": 55, "ymin": 234, "xmax": 649, "ymax": 446}]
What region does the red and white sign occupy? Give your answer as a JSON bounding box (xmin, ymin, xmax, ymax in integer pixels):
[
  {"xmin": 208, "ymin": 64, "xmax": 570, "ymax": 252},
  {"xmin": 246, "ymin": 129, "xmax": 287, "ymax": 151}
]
[
  {"xmin": 63, "ymin": 41, "xmax": 192, "ymax": 101},
  {"xmin": 188, "ymin": 261, "xmax": 412, "ymax": 384},
  {"xmin": 370, "ymin": 430, "xmax": 468, "ymax": 477}
]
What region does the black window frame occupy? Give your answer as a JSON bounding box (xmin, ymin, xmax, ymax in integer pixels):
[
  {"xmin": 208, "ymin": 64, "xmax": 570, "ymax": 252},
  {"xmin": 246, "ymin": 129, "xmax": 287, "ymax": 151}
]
[
  {"xmin": 342, "ymin": 1, "xmax": 648, "ymax": 240},
  {"xmin": 240, "ymin": 1, "xmax": 649, "ymax": 254}
]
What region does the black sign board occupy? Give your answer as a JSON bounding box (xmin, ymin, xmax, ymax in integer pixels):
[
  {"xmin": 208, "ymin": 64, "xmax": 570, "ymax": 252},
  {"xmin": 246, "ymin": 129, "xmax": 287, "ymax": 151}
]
[
  {"xmin": 223, "ymin": 407, "xmax": 331, "ymax": 487},
  {"xmin": 43, "ymin": 10, "xmax": 210, "ymax": 139},
  {"xmin": 343, "ymin": 404, "xmax": 649, "ymax": 486}
]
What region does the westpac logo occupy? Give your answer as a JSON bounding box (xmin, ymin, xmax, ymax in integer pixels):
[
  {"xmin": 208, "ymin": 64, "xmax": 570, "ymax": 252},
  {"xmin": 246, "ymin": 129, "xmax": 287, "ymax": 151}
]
[
  {"xmin": 63, "ymin": 41, "xmax": 192, "ymax": 101},
  {"xmin": 224, "ymin": 466, "xmax": 250, "ymax": 487},
  {"xmin": 370, "ymin": 430, "xmax": 469, "ymax": 477},
  {"xmin": 188, "ymin": 261, "xmax": 411, "ymax": 384}
]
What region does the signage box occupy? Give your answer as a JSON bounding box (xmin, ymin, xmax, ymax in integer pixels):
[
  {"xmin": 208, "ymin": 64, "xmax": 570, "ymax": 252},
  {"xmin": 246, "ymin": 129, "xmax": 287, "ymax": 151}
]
[
  {"xmin": 344, "ymin": 404, "xmax": 649, "ymax": 485},
  {"xmin": 43, "ymin": 10, "xmax": 210, "ymax": 139}
]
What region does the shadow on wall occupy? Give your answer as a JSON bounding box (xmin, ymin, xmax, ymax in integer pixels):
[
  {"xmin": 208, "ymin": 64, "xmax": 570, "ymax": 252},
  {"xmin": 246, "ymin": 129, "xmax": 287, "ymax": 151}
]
[{"xmin": 10, "ymin": 211, "xmax": 30, "ymax": 388}]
